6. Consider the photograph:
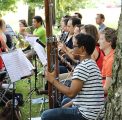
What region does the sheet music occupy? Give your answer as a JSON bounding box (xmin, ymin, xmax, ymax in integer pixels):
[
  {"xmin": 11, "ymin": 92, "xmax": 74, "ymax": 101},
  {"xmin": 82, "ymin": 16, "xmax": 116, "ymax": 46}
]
[
  {"xmin": 25, "ymin": 36, "xmax": 47, "ymax": 66},
  {"xmin": 33, "ymin": 42, "xmax": 47, "ymax": 66},
  {"xmin": 25, "ymin": 36, "xmax": 38, "ymax": 47},
  {"xmin": 1, "ymin": 49, "xmax": 34, "ymax": 82}
]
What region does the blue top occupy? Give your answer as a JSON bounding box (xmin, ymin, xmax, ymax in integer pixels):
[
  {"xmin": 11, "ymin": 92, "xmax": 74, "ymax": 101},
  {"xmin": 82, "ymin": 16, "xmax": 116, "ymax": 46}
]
[{"xmin": 99, "ymin": 23, "xmax": 106, "ymax": 32}]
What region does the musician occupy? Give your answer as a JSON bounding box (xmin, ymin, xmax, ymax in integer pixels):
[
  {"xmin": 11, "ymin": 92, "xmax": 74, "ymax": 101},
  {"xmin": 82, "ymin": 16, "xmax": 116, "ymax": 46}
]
[
  {"xmin": 58, "ymin": 17, "xmax": 81, "ymax": 74},
  {"xmin": 42, "ymin": 33, "xmax": 105, "ymax": 120},
  {"xmin": 58, "ymin": 24, "xmax": 84, "ymax": 69},
  {"xmin": 25, "ymin": 16, "xmax": 46, "ymax": 46},
  {"xmin": 23, "ymin": 16, "xmax": 46, "ymax": 59},
  {"xmin": 59, "ymin": 17, "xmax": 70, "ymax": 43},
  {"xmin": 74, "ymin": 24, "xmax": 83, "ymax": 36},
  {"xmin": 17, "ymin": 19, "xmax": 31, "ymax": 51},
  {"xmin": 19, "ymin": 19, "xmax": 28, "ymax": 36},
  {"xmin": 74, "ymin": 12, "xmax": 82, "ymax": 20}
]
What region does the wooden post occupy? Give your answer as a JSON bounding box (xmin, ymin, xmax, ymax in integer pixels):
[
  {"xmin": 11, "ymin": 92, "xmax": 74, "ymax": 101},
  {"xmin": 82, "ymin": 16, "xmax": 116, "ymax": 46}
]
[{"xmin": 44, "ymin": 0, "xmax": 58, "ymax": 109}]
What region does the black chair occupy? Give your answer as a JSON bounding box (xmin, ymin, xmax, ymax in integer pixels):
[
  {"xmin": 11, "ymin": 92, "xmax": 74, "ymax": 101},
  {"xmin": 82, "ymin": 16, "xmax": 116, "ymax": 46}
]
[{"xmin": 0, "ymin": 71, "xmax": 6, "ymax": 83}]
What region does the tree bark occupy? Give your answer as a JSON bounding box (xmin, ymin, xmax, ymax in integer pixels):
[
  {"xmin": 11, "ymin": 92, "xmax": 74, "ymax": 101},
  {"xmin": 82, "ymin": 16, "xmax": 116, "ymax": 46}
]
[
  {"xmin": 28, "ymin": 5, "xmax": 35, "ymax": 26},
  {"xmin": 105, "ymin": 7, "xmax": 122, "ymax": 120}
]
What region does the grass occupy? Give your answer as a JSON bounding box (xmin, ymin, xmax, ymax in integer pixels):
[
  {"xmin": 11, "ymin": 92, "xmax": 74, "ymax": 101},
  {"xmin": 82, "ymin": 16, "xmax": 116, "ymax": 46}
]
[
  {"xmin": 0, "ymin": 66, "xmax": 49, "ymax": 120},
  {"xmin": 16, "ymin": 74, "xmax": 49, "ymax": 120}
]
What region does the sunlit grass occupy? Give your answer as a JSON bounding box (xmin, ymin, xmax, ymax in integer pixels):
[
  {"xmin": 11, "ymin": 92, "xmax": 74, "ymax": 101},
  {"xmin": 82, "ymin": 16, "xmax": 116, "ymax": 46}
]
[{"xmin": 15, "ymin": 74, "xmax": 49, "ymax": 120}]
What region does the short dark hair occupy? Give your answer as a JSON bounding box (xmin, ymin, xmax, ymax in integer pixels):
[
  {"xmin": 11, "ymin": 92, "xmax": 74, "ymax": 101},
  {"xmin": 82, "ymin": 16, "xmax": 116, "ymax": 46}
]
[
  {"xmin": 19, "ymin": 19, "xmax": 28, "ymax": 27},
  {"xmin": 75, "ymin": 33, "xmax": 96, "ymax": 55},
  {"xmin": 75, "ymin": 24, "xmax": 83, "ymax": 32},
  {"xmin": 97, "ymin": 14, "xmax": 105, "ymax": 20},
  {"xmin": 63, "ymin": 18, "xmax": 70, "ymax": 26},
  {"xmin": 33, "ymin": 16, "xmax": 43, "ymax": 25},
  {"xmin": 74, "ymin": 12, "xmax": 82, "ymax": 19},
  {"xmin": 62, "ymin": 15, "xmax": 71, "ymax": 19},
  {"xmin": 101, "ymin": 27, "xmax": 117, "ymax": 49},
  {"xmin": 69, "ymin": 17, "xmax": 81, "ymax": 27}
]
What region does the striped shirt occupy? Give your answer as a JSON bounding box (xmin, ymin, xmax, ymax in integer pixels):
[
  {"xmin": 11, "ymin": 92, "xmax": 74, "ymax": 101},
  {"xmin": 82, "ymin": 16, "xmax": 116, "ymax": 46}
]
[{"xmin": 72, "ymin": 59, "xmax": 105, "ymax": 120}]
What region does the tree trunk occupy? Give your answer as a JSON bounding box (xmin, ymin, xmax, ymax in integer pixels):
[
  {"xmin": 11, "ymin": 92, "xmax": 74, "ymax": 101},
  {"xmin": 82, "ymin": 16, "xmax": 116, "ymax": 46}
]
[
  {"xmin": 28, "ymin": 5, "xmax": 35, "ymax": 26},
  {"xmin": 105, "ymin": 7, "xmax": 122, "ymax": 120}
]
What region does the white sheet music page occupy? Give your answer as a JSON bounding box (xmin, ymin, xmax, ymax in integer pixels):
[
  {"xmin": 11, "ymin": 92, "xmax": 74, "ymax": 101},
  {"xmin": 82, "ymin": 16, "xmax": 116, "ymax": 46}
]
[
  {"xmin": 25, "ymin": 36, "xmax": 38, "ymax": 47},
  {"xmin": 1, "ymin": 49, "xmax": 34, "ymax": 82},
  {"xmin": 25, "ymin": 36, "xmax": 47, "ymax": 66},
  {"xmin": 33, "ymin": 42, "xmax": 47, "ymax": 66}
]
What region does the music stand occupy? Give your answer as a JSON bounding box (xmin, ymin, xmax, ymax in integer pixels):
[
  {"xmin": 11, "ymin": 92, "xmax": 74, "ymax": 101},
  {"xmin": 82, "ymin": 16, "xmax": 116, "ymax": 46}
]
[
  {"xmin": 24, "ymin": 37, "xmax": 47, "ymax": 95},
  {"xmin": 27, "ymin": 53, "xmax": 39, "ymax": 95},
  {"xmin": 1, "ymin": 49, "xmax": 34, "ymax": 120}
]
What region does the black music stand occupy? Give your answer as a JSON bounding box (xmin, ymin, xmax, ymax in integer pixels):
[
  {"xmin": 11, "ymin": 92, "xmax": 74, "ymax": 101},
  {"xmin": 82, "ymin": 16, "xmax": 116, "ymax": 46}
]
[
  {"xmin": 12, "ymin": 82, "xmax": 16, "ymax": 120},
  {"xmin": 27, "ymin": 52, "xmax": 40, "ymax": 96},
  {"xmin": 1, "ymin": 49, "xmax": 34, "ymax": 120},
  {"xmin": 26, "ymin": 38, "xmax": 46, "ymax": 95}
]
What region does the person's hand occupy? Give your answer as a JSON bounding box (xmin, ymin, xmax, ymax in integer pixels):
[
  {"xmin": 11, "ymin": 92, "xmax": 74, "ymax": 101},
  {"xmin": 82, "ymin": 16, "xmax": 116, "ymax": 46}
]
[
  {"xmin": 58, "ymin": 42, "xmax": 67, "ymax": 53},
  {"xmin": 45, "ymin": 69, "xmax": 56, "ymax": 84}
]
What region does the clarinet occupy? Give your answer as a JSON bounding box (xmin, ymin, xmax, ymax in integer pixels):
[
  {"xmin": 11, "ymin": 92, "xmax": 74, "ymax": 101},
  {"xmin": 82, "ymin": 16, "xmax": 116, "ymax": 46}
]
[
  {"xmin": 59, "ymin": 31, "xmax": 68, "ymax": 43},
  {"xmin": 58, "ymin": 54, "xmax": 74, "ymax": 71}
]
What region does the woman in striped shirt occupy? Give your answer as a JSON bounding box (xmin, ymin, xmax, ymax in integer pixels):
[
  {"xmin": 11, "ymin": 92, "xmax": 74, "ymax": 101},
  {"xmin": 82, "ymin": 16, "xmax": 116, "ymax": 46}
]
[{"xmin": 42, "ymin": 33, "xmax": 105, "ymax": 120}]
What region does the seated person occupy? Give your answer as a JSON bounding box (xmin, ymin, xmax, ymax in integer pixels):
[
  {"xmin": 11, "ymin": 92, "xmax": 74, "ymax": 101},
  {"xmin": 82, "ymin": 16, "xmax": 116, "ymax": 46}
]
[
  {"xmin": 25, "ymin": 16, "xmax": 46, "ymax": 45},
  {"xmin": 74, "ymin": 12, "xmax": 82, "ymax": 20},
  {"xmin": 42, "ymin": 33, "xmax": 105, "ymax": 120},
  {"xmin": 5, "ymin": 33, "xmax": 13, "ymax": 49},
  {"xmin": 17, "ymin": 19, "xmax": 31, "ymax": 52},
  {"xmin": 0, "ymin": 19, "xmax": 8, "ymax": 71},
  {"xmin": 0, "ymin": 19, "xmax": 8, "ymax": 52},
  {"xmin": 58, "ymin": 16, "xmax": 81, "ymax": 74},
  {"xmin": 99, "ymin": 27, "xmax": 117, "ymax": 96},
  {"xmin": 81, "ymin": 24, "xmax": 105, "ymax": 71},
  {"xmin": 24, "ymin": 16, "xmax": 46, "ymax": 59}
]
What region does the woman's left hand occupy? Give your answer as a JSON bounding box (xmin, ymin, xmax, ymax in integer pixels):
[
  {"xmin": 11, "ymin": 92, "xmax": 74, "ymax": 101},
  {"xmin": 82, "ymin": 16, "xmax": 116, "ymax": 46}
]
[{"xmin": 45, "ymin": 69, "xmax": 56, "ymax": 84}]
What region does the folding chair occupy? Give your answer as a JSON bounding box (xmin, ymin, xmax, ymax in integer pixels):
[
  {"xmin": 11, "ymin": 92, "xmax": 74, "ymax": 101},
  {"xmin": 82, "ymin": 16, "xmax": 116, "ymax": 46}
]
[{"xmin": 0, "ymin": 71, "xmax": 13, "ymax": 105}]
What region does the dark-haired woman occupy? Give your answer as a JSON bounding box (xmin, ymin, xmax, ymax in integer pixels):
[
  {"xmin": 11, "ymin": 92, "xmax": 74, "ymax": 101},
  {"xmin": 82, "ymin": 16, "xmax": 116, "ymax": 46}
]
[{"xmin": 41, "ymin": 33, "xmax": 105, "ymax": 120}]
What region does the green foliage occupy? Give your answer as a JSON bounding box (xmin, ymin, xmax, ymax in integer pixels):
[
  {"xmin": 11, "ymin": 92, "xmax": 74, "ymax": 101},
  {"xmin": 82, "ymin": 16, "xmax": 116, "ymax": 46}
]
[
  {"xmin": 55, "ymin": 0, "xmax": 120, "ymax": 24},
  {"xmin": 23, "ymin": 0, "xmax": 44, "ymax": 8},
  {"xmin": 55, "ymin": 0, "xmax": 84, "ymax": 22},
  {"xmin": 0, "ymin": 0, "xmax": 17, "ymax": 15}
]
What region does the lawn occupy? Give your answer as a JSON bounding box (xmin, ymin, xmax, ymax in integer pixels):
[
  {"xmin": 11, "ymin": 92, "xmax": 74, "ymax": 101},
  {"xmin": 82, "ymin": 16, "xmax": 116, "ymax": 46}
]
[{"xmin": 16, "ymin": 72, "xmax": 48, "ymax": 120}]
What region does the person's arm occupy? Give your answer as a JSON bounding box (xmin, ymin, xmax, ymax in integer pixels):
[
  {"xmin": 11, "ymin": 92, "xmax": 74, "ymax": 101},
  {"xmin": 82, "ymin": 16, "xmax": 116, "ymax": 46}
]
[
  {"xmin": 45, "ymin": 71, "xmax": 84, "ymax": 98},
  {"xmin": 103, "ymin": 77, "xmax": 112, "ymax": 93},
  {"xmin": 58, "ymin": 42, "xmax": 77, "ymax": 64},
  {"xmin": 62, "ymin": 101, "xmax": 73, "ymax": 108},
  {"xmin": 0, "ymin": 37, "xmax": 8, "ymax": 52},
  {"xmin": 58, "ymin": 42, "xmax": 72, "ymax": 53}
]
